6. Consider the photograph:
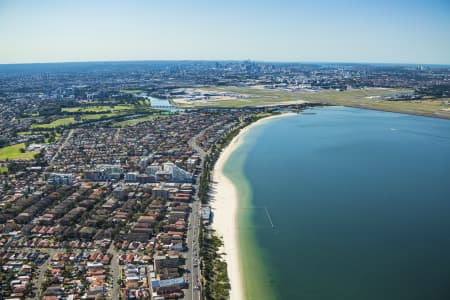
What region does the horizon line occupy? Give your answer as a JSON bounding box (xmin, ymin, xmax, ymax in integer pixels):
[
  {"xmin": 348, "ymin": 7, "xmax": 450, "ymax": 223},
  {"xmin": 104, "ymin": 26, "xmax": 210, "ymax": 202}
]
[{"xmin": 1, "ymin": 58, "xmax": 449, "ymax": 67}]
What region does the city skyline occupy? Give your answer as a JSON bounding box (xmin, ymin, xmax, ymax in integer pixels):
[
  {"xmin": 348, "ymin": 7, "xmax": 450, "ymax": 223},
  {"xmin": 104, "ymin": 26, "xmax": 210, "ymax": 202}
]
[{"xmin": 1, "ymin": 0, "xmax": 450, "ymax": 64}]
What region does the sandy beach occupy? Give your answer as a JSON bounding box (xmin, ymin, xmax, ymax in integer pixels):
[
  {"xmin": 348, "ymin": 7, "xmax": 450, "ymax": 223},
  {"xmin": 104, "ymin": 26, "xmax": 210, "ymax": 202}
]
[{"xmin": 210, "ymin": 113, "xmax": 295, "ymax": 300}]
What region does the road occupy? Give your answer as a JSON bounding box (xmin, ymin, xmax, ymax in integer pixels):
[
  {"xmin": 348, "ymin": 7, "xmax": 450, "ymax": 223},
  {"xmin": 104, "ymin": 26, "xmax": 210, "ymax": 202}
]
[
  {"xmin": 185, "ymin": 196, "xmax": 201, "ymax": 300},
  {"xmin": 114, "ymin": 128, "xmax": 121, "ymax": 142},
  {"xmin": 30, "ymin": 248, "xmax": 56, "ymax": 300},
  {"xmin": 184, "ymin": 128, "xmax": 210, "ymax": 300},
  {"xmin": 50, "ymin": 128, "xmax": 74, "ymax": 164},
  {"xmin": 188, "ymin": 128, "xmax": 207, "ymax": 159},
  {"xmin": 184, "ymin": 190, "xmax": 201, "ymax": 300},
  {"xmin": 108, "ymin": 243, "xmax": 121, "ymax": 300}
]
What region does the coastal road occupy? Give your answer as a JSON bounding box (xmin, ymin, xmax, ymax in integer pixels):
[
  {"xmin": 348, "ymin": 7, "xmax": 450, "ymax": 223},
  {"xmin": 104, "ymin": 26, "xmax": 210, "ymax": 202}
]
[
  {"xmin": 184, "ymin": 128, "xmax": 212, "ymax": 300},
  {"xmin": 188, "ymin": 128, "xmax": 207, "ymax": 159},
  {"xmin": 185, "ymin": 192, "xmax": 201, "ymax": 300}
]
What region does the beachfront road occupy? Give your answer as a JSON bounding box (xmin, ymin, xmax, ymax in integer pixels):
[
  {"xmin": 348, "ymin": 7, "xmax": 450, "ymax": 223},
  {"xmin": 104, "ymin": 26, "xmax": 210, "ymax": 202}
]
[
  {"xmin": 184, "ymin": 192, "xmax": 201, "ymax": 300},
  {"xmin": 184, "ymin": 129, "xmax": 208, "ymax": 300}
]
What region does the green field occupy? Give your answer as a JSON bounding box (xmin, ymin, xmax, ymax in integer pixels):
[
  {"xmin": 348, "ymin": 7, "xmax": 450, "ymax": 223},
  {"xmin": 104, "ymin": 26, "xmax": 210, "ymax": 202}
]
[
  {"xmin": 114, "ymin": 104, "xmax": 135, "ymax": 110},
  {"xmin": 45, "ymin": 132, "xmax": 62, "ymax": 143},
  {"xmin": 18, "ymin": 131, "xmax": 59, "ymax": 136},
  {"xmin": 31, "ymin": 117, "xmax": 76, "ymax": 129},
  {"xmin": 80, "ymin": 113, "xmax": 122, "ymax": 121},
  {"xmin": 112, "ymin": 113, "xmax": 169, "ymax": 127},
  {"xmin": 61, "ymin": 104, "xmax": 134, "ymax": 113},
  {"xmin": 17, "ymin": 131, "xmax": 36, "ymax": 136},
  {"xmin": 176, "ymin": 86, "xmax": 450, "ymax": 119},
  {"xmin": 0, "ymin": 166, "xmax": 7, "ymax": 173},
  {"xmin": 138, "ymin": 99, "xmax": 151, "ymax": 106},
  {"xmin": 0, "ymin": 143, "xmax": 40, "ymax": 161},
  {"xmin": 30, "ymin": 112, "xmax": 128, "ymax": 129},
  {"xmin": 205, "ymin": 86, "xmax": 413, "ymax": 106},
  {"xmin": 17, "ymin": 131, "xmax": 62, "ymax": 143}
]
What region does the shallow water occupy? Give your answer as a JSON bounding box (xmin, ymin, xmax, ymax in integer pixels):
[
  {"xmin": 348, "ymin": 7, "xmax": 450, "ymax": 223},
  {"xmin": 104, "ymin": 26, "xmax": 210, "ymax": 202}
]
[{"xmin": 230, "ymin": 107, "xmax": 450, "ymax": 299}]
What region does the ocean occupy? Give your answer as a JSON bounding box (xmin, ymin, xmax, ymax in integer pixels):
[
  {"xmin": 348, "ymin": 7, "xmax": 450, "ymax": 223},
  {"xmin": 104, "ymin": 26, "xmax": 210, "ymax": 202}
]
[{"xmin": 223, "ymin": 107, "xmax": 450, "ymax": 300}]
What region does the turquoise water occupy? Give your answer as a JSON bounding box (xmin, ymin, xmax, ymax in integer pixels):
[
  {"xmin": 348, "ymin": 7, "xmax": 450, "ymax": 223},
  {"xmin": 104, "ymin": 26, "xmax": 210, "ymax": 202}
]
[{"xmin": 231, "ymin": 107, "xmax": 450, "ymax": 300}]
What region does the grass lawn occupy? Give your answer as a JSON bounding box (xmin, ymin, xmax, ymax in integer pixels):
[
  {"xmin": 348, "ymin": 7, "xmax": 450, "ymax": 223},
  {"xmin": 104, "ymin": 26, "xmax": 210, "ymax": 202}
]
[
  {"xmin": 112, "ymin": 114, "xmax": 168, "ymax": 127},
  {"xmin": 138, "ymin": 99, "xmax": 151, "ymax": 106},
  {"xmin": 62, "ymin": 106, "xmax": 109, "ymax": 113},
  {"xmin": 44, "ymin": 132, "xmax": 62, "ymax": 143},
  {"xmin": 114, "ymin": 104, "xmax": 135, "ymax": 110},
  {"xmin": 18, "ymin": 131, "xmax": 62, "ymax": 144},
  {"xmin": 31, "ymin": 117, "xmax": 76, "ymax": 129},
  {"xmin": 177, "ymin": 86, "xmax": 450, "ymax": 119},
  {"xmin": 0, "ymin": 143, "xmax": 40, "ymax": 161},
  {"xmin": 80, "ymin": 113, "xmax": 122, "ymax": 121},
  {"xmin": 18, "ymin": 131, "xmax": 53, "ymax": 136},
  {"xmin": 199, "ymin": 86, "xmax": 413, "ymax": 106},
  {"xmin": 29, "ymin": 112, "xmax": 135, "ymax": 129},
  {"xmin": 17, "ymin": 131, "xmax": 34, "ymax": 136},
  {"xmin": 61, "ymin": 104, "xmax": 134, "ymax": 113},
  {"xmin": 0, "ymin": 166, "xmax": 7, "ymax": 173}
]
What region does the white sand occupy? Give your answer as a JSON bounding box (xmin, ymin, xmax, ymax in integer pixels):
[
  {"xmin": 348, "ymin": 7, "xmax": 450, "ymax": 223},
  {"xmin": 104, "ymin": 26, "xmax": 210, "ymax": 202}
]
[{"xmin": 210, "ymin": 113, "xmax": 295, "ymax": 300}]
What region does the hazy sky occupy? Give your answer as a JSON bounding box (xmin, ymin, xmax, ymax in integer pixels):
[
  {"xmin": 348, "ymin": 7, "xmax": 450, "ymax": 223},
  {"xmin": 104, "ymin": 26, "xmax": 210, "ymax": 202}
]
[{"xmin": 0, "ymin": 0, "xmax": 449, "ymax": 64}]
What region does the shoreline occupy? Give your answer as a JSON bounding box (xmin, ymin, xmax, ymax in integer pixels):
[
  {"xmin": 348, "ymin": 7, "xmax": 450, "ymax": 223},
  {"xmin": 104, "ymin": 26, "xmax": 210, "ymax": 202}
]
[
  {"xmin": 210, "ymin": 112, "xmax": 295, "ymax": 300},
  {"xmin": 329, "ymin": 103, "xmax": 450, "ymax": 121}
]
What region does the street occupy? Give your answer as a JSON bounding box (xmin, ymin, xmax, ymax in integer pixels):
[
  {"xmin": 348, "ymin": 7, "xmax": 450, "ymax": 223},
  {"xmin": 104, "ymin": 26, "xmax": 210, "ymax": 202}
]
[{"xmin": 183, "ymin": 128, "xmax": 210, "ymax": 300}]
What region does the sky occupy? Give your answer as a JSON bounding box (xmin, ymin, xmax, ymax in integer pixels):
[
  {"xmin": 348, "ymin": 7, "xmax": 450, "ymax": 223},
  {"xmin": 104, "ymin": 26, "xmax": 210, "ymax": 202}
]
[{"xmin": 0, "ymin": 0, "xmax": 449, "ymax": 64}]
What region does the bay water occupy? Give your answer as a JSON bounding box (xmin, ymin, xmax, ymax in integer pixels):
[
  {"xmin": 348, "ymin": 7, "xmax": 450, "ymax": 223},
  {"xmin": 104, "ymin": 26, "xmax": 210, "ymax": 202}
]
[{"xmin": 224, "ymin": 107, "xmax": 450, "ymax": 300}]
